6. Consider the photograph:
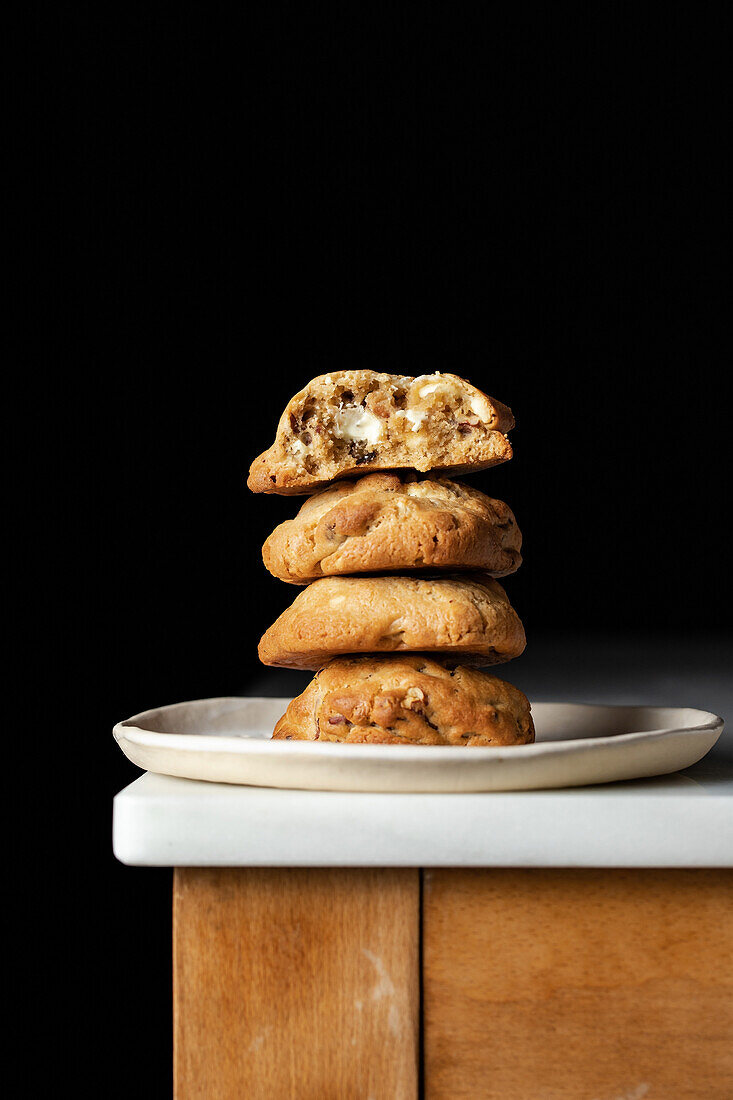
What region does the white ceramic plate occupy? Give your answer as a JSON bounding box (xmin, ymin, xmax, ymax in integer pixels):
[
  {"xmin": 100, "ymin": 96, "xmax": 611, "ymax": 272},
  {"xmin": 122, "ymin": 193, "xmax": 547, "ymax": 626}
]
[{"xmin": 113, "ymin": 697, "xmax": 724, "ymax": 792}]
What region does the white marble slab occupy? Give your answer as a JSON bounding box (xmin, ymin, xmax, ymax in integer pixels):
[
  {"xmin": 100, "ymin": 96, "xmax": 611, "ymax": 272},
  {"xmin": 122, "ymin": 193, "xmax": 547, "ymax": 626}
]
[
  {"xmin": 113, "ymin": 757, "xmax": 733, "ymax": 868},
  {"xmin": 114, "ymin": 641, "xmax": 733, "ymax": 868}
]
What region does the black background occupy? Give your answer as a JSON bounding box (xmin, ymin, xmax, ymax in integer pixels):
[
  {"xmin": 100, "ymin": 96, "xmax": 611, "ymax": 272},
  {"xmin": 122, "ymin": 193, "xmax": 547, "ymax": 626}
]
[{"xmin": 34, "ymin": 5, "xmax": 730, "ymax": 1094}]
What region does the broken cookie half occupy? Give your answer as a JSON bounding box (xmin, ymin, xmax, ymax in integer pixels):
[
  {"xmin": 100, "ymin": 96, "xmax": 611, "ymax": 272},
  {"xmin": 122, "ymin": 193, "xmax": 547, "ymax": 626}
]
[{"xmin": 247, "ymin": 370, "xmax": 514, "ymax": 494}]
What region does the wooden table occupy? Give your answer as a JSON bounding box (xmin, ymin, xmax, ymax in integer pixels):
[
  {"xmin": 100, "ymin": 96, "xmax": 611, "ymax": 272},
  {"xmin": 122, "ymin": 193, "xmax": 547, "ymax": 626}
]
[
  {"xmin": 115, "ymin": 748, "xmax": 733, "ymax": 1099},
  {"xmin": 171, "ymin": 865, "xmax": 731, "ymax": 1099}
]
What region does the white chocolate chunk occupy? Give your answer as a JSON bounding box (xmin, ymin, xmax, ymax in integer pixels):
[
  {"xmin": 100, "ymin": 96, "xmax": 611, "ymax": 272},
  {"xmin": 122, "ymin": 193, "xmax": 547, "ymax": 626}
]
[
  {"xmin": 417, "ymin": 377, "xmax": 463, "ymax": 401},
  {"xmin": 404, "ymin": 408, "xmax": 427, "ymax": 431},
  {"xmin": 418, "ymin": 381, "xmax": 443, "ymax": 398},
  {"xmin": 469, "ymin": 394, "xmax": 492, "ymax": 422},
  {"xmin": 416, "ymin": 378, "xmax": 492, "ymax": 422},
  {"xmin": 332, "ymin": 406, "xmax": 384, "ymax": 445}
]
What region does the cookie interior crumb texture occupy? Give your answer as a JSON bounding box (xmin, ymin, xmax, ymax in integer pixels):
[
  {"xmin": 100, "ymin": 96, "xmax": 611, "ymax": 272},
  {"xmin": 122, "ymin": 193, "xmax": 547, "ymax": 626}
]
[
  {"xmin": 262, "ymin": 472, "xmax": 522, "ymax": 583},
  {"xmin": 272, "ymin": 655, "xmax": 535, "ymax": 745},
  {"xmin": 257, "ymin": 573, "xmax": 526, "ymax": 670},
  {"xmin": 248, "ymin": 370, "xmax": 514, "ymax": 494}
]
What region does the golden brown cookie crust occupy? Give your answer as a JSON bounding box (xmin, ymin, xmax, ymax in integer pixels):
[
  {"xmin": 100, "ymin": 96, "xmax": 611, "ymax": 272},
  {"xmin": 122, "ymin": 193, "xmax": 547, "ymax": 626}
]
[
  {"xmin": 272, "ymin": 656, "xmax": 534, "ymax": 745},
  {"xmin": 262, "ymin": 473, "xmax": 522, "ymax": 584},
  {"xmin": 258, "ymin": 573, "xmax": 526, "ymax": 670},
  {"xmin": 248, "ymin": 370, "xmax": 514, "ymax": 494}
]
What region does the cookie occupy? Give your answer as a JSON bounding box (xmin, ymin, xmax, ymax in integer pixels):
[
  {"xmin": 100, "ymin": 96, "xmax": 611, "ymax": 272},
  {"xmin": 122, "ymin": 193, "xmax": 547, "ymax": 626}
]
[
  {"xmin": 262, "ymin": 472, "xmax": 522, "ymax": 584},
  {"xmin": 248, "ymin": 370, "xmax": 514, "ymax": 494},
  {"xmin": 258, "ymin": 573, "xmax": 526, "ymax": 670},
  {"xmin": 272, "ymin": 655, "xmax": 534, "ymax": 745}
]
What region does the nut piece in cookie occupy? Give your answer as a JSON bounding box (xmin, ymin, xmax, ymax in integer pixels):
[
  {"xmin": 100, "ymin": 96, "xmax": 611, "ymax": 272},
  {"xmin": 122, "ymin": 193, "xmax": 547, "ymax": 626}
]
[
  {"xmin": 272, "ymin": 656, "xmax": 535, "ymax": 745},
  {"xmin": 248, "ymin": 370, "xmax": 514, "ymax": 494},
  {"xmin": 257, "ymin": 573, "xmax": 526, "ymax": 670},
  {"xmin": 262, "ymin": 472, "xmax": 522, "ymax": 583}
]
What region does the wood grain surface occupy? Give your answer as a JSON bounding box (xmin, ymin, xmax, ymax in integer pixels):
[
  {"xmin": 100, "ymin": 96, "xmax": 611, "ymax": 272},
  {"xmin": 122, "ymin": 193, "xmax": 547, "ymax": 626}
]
[
  {"xmin": 174, "ymin": 867, "xmax": 419, "ymax": 1100},
  {"xmin": 423, "ymin": 869, "xmax": 733, "ymax": 1100}
]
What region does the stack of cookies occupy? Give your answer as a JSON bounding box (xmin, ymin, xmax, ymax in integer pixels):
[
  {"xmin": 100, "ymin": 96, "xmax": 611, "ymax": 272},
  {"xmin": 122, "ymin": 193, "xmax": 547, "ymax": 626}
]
[{"xmin": 248, "ymin": 370, "xmax": 534, "ymax": 747}]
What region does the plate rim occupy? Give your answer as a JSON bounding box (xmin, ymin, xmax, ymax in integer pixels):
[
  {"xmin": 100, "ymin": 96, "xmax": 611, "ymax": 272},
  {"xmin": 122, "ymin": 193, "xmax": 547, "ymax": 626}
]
[{"xmin": 114, "ymin": 697, "xmax": 724, "ymax": 759}]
